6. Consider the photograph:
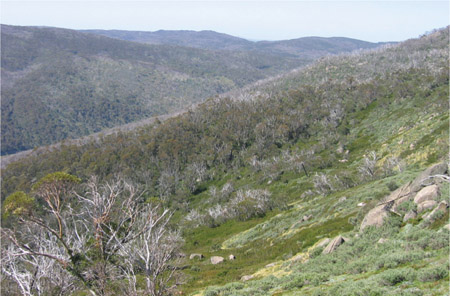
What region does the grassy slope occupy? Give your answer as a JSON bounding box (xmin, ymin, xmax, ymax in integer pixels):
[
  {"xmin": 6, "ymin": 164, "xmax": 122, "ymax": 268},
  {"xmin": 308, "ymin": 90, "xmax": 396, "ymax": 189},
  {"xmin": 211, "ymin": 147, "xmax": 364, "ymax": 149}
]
[
  {"xmin": 178, "ymin": 30, "xmax": 449, "ymax": 295},
  {"xmin": 181, "ymin": 98, "xmax": 448, "ymax": 295}
]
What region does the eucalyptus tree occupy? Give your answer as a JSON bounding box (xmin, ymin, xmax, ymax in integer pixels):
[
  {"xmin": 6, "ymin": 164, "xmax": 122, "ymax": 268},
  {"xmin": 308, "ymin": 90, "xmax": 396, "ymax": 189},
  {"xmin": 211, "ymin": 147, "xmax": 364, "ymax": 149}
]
[{"xmin": 2, "ymin": 172, "xmax": 181, "ymax": 296}]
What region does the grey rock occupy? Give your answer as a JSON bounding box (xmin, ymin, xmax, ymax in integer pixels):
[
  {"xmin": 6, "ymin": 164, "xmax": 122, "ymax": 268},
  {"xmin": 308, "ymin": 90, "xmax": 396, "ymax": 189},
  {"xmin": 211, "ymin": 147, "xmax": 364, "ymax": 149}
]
[
  {"xmin": 403, "ymin": 210, "xmax": 417, "ymax": 222},
  {"xmin": 417, "ymin": 200, "xmax": 438, "ymax": 213},
  {"xmin": 316, "ymin": 238, "xmax": 330, "ymax": 248},
  {"xmin": 322, "ymin": 235, "xmax": 345, "ymax": 254},
  {"xmin": 189, "ymin": 253, "xmax": 204, "ymax": 260},
  {"xmin": 410, "ymin": 162, "xmax": 448, "ymax": 192},
  {"xmin": 413, "ymin": 185, "xmax": 440, "ymax": 204},
  {"xmin": 210, "ymin": 256, "xmax": 224, "ymax": 264},
  {"xmin": 424, "ymin": 200, "xmax": 449, "ymax": 220},
  {"xmin": 360, "ymin": 204, "xmax": 390, "ymax": 230},
  {"xmin": 241, "ymin": 275, "xmax": 254, "ymax": 281},
  {"xmin": 302, "ymin": 214, "xmax": 312, "ymax": 222}
]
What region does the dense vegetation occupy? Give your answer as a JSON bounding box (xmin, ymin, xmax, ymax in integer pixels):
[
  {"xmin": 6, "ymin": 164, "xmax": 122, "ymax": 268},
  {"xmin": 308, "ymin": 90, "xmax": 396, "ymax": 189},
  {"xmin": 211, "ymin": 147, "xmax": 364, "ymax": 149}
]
[
  {"xmin": 2, "ymin": 25, "xmax": 308, "ymax": 155},
  {"xmin": 1, "ymin": 27, "xmax": 449, "ymax": 295}
]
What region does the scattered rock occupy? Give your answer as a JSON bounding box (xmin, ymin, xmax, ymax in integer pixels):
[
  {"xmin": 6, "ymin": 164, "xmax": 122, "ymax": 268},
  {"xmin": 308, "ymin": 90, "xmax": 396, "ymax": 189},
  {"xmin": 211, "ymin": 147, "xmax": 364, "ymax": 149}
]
[
  {"xmin": 357, "ymin": 202, "xmax": 366, "ymax": 207},
  {"xmin": 417, "ymin": 200, "xmax": 438, "ymax": 213},
  {"xmin": 228, "ymin": 254, "xmax": 236, "ymax": 260},
  {"xmin": 316, "ymin": 238, "xmax": 330, "ymax": 248},
  {"xmin": 210, "ymin": 256, "xmax": 224, "ymax": 265},
  {"xmin": 424, "ymin": 201, "xmax": 449, "ymax": 220},
  {"xmin": 338, "ymin": 196, "xmax": 347, "ymax": 202},
  {"xmin": 301, "ymin": 214, "xmax": 312, "ymax": 222},
  {"xmin": 377, "ymin": 238, "xmax": 388, "ymax": 244},
  {"xmin": 322, "ymin": 235, "xmax": 345, "ymax": 254},
  {"xmin": 403, "ymin": 210, "xmax": 417, "ymax": 222},
  {"xmin": 339, "ymin": 159, "xmax": 348, "ymax": 163},
  {"xmin": 189, "ymin": 253, "xmax": 204, "ymax": 260},
  {"xmin": 241, "ymin": 275, "xmax": 254, "ymax": 281},
  {"xmin": 443, "ymin": 224, "xmax": 450, "ymax": 231}
]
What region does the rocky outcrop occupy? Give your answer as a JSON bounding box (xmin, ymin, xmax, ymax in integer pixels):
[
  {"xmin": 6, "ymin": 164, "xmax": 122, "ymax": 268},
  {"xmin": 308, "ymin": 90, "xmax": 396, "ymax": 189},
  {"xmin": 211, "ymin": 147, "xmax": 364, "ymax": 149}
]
[
  {"xmin": 228, "ymin": 254, "xmax": 236, "ymax": 260},
  {"xmin": 413, "ymin": 185, "xmax": 440, "ymax": 204},
  {"xmin": 360, "ymin": 162, "xmax": 448, "ymax": 231},
  {"xmin": 417, "ymin": 200, "xmax": 438, "ymax": 213},
  {"xmin": 211, "ymin": 256, "xmax": 224, "ymax": 264},
  {"xmin": 403, "ymin": 210, "xmax": 417, "ymax": 222},
  {"xmin": 360, "ymin": 202, "xmax": 392, "ymax": 230},
  {"xmin": 424, "ymin": 201, "xmax": 449, "ymax": 220},
  {"xmin": 410, "ymin": 162, "xmax": 448, "ymax": 192},
  {"xmin": 316, "ymin": 238, "xmax": 330, "ymax": 248},
  {"xmin": 189, "ymin": 253, "xmax": 204, "ymax": 260},
  {"xmin": 322, "ymin": 235, "xmax": 346, "ymax": 254}
]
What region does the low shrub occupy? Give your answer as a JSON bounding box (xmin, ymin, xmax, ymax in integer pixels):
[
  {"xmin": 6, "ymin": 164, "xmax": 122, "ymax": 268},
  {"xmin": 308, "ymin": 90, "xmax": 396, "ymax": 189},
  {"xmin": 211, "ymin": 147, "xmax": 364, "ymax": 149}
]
[
  {"xmin": 379, "ymin": 268, "xmax": 416, "ymax": 286},
  {"xmin": 417, "ymin": 265, "xmax": 449, "ymax": 282}
]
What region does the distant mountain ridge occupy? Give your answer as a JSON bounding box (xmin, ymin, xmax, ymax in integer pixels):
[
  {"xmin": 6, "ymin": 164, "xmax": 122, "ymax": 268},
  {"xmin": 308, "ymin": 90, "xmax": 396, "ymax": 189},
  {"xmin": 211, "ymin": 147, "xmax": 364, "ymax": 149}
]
[
  {"xmin": 81, "ymin": 29, "xmax": 255, "ymax": 51},
  {"xmin": 81, "ymin": 29, "xmax": 389, "ymax": 57}
]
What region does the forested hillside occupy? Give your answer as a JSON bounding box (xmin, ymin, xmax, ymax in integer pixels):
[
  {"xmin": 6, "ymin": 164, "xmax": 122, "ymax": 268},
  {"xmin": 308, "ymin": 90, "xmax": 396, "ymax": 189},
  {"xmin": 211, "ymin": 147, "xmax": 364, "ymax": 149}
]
[
  {"xmin": 2, "ymin": 25, "xmax": 309, "ymax": 155},
  {"xmin": 1, "ymin": 28, "xmax": 448, "ymax": 296}
]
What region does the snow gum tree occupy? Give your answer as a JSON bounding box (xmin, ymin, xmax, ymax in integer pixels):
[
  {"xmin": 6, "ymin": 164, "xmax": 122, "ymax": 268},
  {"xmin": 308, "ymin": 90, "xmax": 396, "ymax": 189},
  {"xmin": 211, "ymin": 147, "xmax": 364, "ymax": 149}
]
[{"xmin": 2, "ymin": 172, "xmax": 181, "ymax": 296}]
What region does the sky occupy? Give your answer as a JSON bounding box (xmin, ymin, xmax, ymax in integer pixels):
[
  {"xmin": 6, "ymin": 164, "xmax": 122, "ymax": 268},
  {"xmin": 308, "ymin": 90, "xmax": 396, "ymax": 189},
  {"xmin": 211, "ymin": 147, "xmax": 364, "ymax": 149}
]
[{"xmin": 1, "ymin": 1, "xmax": 449, "ymax": 42}]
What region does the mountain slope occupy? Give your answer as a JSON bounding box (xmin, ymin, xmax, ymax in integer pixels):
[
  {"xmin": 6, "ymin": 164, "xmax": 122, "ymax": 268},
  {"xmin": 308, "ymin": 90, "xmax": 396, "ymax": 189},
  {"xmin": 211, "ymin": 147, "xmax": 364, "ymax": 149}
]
[
  {"xmin": 1, "ymin": 28, "xmax": 448, "ymax": 296},
  {"xmin": 1, "ymin": 25, "xmax": 305, "ymax": 155}
]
